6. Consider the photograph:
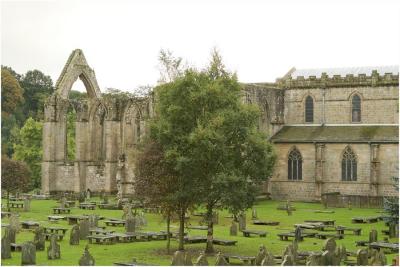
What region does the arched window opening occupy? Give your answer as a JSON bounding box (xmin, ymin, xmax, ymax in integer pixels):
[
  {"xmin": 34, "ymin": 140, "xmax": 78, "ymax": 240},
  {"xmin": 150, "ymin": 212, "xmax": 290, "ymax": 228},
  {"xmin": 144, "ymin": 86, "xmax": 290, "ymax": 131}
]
[
  {"xmin": 288, "ymin": 148, "xmax": 302, "ymax": 180},
  {"xmin": 352, "ymin": 94, "xmax": 361, "ymax": 122},
  {"xmin": 66, "ymin": 105, "xmax": 76, "ymax": 161},
  {"xmin": 305, "ymin": 96, "xmax": 314, "ymax": 123},
  {"xmin": 341, "ymin": 146, "xmax": 357, "ymax": 181}
]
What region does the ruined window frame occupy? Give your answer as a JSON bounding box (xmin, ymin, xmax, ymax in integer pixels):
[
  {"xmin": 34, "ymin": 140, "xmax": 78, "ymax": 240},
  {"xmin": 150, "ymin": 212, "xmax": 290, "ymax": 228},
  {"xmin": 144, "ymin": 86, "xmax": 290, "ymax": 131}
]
[
  {"xmin": 341, "ymin": 146, "xmax": 357, "ymax": 181},
  {"xmin": 288, "ymin": 148, "xmax": 303, "ymax": 181}
]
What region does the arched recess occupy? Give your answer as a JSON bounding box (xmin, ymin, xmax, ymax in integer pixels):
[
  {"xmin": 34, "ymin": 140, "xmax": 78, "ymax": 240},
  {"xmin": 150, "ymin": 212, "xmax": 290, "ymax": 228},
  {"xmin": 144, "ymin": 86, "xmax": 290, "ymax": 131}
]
[
  {"xmin": 304, "ymin": 95, "xmax": 314, "ymax": 123},
  {"xmin": 123, "ymin": 102, "xmax": 144, "ymax": 150},
  {"xmin": 349, "ymin": 92, "xmax": 362, "ymax": 123},
  {"xmin": 259, "ymin": 100, "xmax": 271, "ymax": 136},
  {"xmin": 288, "ymin": 147, "xmax": 303, "ymax": 181},
  {"xmin": 88, "ymin": 101, "xmax": 106, "ymax": 161},
  {"xmin": 341, "ymin": 146, "xmax": 357, "ymax": 181}
]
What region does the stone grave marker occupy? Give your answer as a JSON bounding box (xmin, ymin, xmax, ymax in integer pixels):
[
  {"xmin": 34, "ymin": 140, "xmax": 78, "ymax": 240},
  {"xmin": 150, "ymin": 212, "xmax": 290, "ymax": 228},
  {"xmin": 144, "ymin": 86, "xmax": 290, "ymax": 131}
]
[
  {"xmin": 8, "ymin": 226, "xmax": 16, "ymax": 244},
  {"xmin": 60, "ymin": 196, "xmax": 67, "ymax": 209},
  {"xmin": 23, "ymin": 198, "xmax": 31, "ymax": 212},
  {"xmin": 9, "ymin": 213, "xmax": 20, "ymax": 233},
  {"xmin": 323, "ymin": 237, "xmax": 336, "ymax": 253},
  {"xmin": 79, "ymin": 219, "xmax": 90, "ymax": 240},
  {"xmin": 238, "ymin": 212, "xmax": 246, "ymax": 231},
  {"xmin": 1, "ymin": 226, "xmax": 12, "ymax": 259},
  {"xmin": 281, "ymin": 255, "xmax": 293, "ymax": 266},
  {"xmin": 229, "ymin": 221, "xmax": 238, "ymax": 236},
  {"xmin": 47, "ymin": 234, "xmax": 61, "ymax": 260},
  {"xmin": 294, "ymin": 226, "xmax": 302, "ymax": 242},
  {"xmin": 79, "ymin": 192, "xmax": 85, "ymax": 203},
  {"xmin": 70, "ymin": 224, "xmax": 80, "ymax": 245},
  {"xmin": 185, "ymin": 253, "xmax": 193, "ymax": 266},
  {"xmin": 261, "ymin": 249, "xmax": 275, "ymax": 266},
  {"xmin": 21, "ymin": 242, "xmax": 36, "ymax": 266},
  {"xmin": 88, "ymin": 215, "xmax": 98, "ymax": 228},
  {"xmin": 306, "ymin": 253, "xmax": 321, "ymax": 266},
  {"xmin": 195, "ymin": 252, "xmax": 209, "ymax": 266},
  {"xmin": 79, "ymin": 245, "xmax": 95, "ymax": 266},
  {"xmin": 33, "ymin": 226, "xmax": 45, "ymax": 251},
  {"xmin": 215, "ymin": 252, "xmax": 229, "ymax": 266},
  {"xmin": 252, "ymin": 208, "xmax": 257, "ymax": 220},
  {"xmin": 370, "ymin": 249, "xmax": 387, "ymax": 266},
  {"xmin": 356, "ymin": 249, "xmax": 368, "ymax": 266},
  {"xmin": 171, "ymin": 251, "xmax": 186, "ymax": 266},
  {"xmin": 125, "ymin": 216, "xmax": 136, "ymax": 233},
  {"xmin": 369, "ymin": 229, "xmax": 378, "ymax": 243},
  {"xmin": 255, "ymin": 244, "xmax": 267, "ymax": 265}
]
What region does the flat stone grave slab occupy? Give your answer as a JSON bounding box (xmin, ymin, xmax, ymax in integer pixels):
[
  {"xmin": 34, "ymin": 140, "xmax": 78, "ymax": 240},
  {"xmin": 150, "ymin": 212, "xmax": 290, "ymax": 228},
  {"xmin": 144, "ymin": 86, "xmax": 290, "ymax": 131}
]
[
  {"xmin": 67, "ymin": 215, "xmax": 88, "ymax": 225},
  {"xmin": 9, "ymin": 202, "xmax": 24, "ymax": 209},
  {"xmin": 277, "ymin": 205, "xmax": 296, "ymax": 211},
  {"xmin": 223, "ymin": 254, "xmax": 256, "ymax": 265},
  {"xmin": 21, "ymin": 221, "xmax": 39, "ymax": 229},
  {"xmin": 44, "ymin": 232, "xmax": 64, "ymax": 241},
  {"xmin": 241, "ymin": 229, "xmax": 267, "ymax": 237},
  {"xmin": 294, "ymin": 223, "xmax": 325, "ymax": 231},
  {"xmin": 104, "ymin": 220, "xmax": 126, "ymax": 227},
  {"xmin": 304, "ymin": 219, "xmax": 335, "ymax": 226},
  {"xmin": 187, "ymin": 225, "xmax": 208, "ymax": 230},
  {"xmin": 48, "ymin": 215, "xmax": 66, "ymax": 221},
  {"xmin": 11, "ymin": 243, "xmax": 23, "ymax": 252},
  {"xmin": 184, "ymin": 236, "xmax": 207, "ymax": 244},
  {"xmin": 111, "ymin": 233, "xmax": 136, "ymax": 243},
  {"xmin": 66, "ymin": 200, "xmax": 76, "ymax": 207},
  {"xmin": 355, "ymin": 240, "xmax": 370, "ymax": 246},
  {"xmin": 351, "ymin": 216, "xmax": 380, "ymax": 224},
  {"xmin": 313, "ymin": 210, "xmax": 335, "ymax": 213},
  {"xmin": 79, "ymin": 203, "xmax": 96, "ymax": 210},
  {"xmin": 43, "ymin": 226, "xmax": 68, "ymax": 235},
  {"xmin": 253, "ymin": 220, "xmax": 280, "ymax": 226},
  {"xmin": 87, "ymin": 234, "xmax": 117, "ymax": 245},
  {"xmin": 89, "ymin": 228, "xmax": 115, "ymax": 235},
  {"xmin": 1, "ymin": 212, "xmax": 12, "ymax": 218},
  {"xmin": 315, "ymin": 232, "xmax": 344, "ymax": 239},
  {"xmin": 213, "ymin": 238, "xmax": 237, "ymax": 246},
  {"xmin": 336, "ymin": 225, "xmax": 361, "ymax": 235},
  {"xmin": 98, "ymin": 203, "xmax": 119, "ymax": 210},
  {"xmin": 136, "ymin": 231, "xmax": 168, "ymax": 241},
  {"xmin": 369, "ymin": 242, "xmax": 399, "ymax": 253},
  {"xmin": 53, "ymin": 207, "xmax": 71, "ymax": 214},
  {"xmin": 159, "ymin": 230, "xmax": 188, "ymax": 238}
]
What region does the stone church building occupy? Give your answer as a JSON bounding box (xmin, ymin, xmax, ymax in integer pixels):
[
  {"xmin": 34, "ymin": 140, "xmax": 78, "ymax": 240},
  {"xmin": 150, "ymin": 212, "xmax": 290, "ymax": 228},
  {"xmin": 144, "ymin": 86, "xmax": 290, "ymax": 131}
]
[{"xmin": 42, "ymin": 50, "xmax": 399, "ymax": 201}]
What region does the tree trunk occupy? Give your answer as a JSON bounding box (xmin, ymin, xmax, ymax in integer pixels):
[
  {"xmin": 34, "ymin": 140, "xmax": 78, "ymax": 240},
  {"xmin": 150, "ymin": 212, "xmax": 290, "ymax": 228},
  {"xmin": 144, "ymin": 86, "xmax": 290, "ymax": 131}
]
[
  {"xmin": 166, "ymin": 211, "xmax": 171, "ymax": 254},
  {"xmin": 178, "ymin": 206, "xmax": 185, "ymax": 251},
  {"xmin": 205, "ymin": 204, "xmax": 214, "ymax": 253},
  {"xmin": 7, "ymin": 191, "xmax": 10, "ymax": 212}
]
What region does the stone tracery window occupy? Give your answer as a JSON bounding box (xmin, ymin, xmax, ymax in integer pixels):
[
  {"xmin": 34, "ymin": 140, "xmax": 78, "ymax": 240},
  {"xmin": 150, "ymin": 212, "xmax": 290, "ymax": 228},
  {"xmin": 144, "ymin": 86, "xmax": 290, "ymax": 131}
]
[
  {"xmin": 341, "ymin": 146, "xmax": 357, "ymax": 181},
  {"xmin": 351, "ymin": 94, "xmax": 361, "ymax": 122},
  {"xmin": 288, "ymin": 148, "xmax": 302, "ymax": 180},
  {"xmin": 305, "ymin": 96, "xmax": 314, "ymax": 123}
]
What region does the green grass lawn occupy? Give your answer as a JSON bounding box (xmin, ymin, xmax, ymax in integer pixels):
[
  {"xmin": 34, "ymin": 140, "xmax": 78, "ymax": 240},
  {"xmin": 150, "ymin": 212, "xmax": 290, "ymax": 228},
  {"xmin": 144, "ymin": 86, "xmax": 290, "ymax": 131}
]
[{"xmin": 1, "ymin": 198, "xmax": 398, "ymax": 265}]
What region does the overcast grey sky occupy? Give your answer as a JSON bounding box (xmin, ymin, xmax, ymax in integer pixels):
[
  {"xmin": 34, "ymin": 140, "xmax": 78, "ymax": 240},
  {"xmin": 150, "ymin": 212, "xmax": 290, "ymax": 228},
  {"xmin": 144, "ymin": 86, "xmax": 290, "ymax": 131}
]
[{"xmin": 1, "ymin": 0, "xmax": 400, "ymax": 93}]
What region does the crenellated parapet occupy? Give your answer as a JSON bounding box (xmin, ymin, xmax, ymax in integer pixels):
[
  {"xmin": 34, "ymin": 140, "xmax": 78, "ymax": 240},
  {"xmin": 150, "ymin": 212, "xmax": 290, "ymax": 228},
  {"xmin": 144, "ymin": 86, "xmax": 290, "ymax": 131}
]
[{"xmin": 277, "ymin": 71, "xmax": 399, "ymax": 89}]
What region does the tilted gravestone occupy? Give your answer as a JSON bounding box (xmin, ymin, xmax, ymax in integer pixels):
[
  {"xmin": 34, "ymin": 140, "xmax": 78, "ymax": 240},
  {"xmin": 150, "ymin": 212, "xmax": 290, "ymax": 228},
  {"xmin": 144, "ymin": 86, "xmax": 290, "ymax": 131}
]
[
  {"xmin": 294, "ymin": 226, "xmax": 302, "ymax": 242},
  {"xmin": 369, "ymin": 249, "xmax": 387, "ymax": 266},
  {"xmin": 356, "ymin": 249, "xmax": 369, "ymax": 266},
  {"xmin": 47, "ymin": 234, "xmax": 61, "ymax": 260},
  {"xmin": 255, "ymin": 244, "xmax": 267, "ymax": 265},
  {"xmin": 171, "ymin": 251, "xmax": 186, "ymax": 266},
  {"xmin": 21, "ymin": 242, "xmax": 36, "ymax": 266},
  {"xmin": 79, "ymin": 219, "xmax": 90, "ymax": 240},
  {"xmin": 79, "ymin": 245, "xmax": 95, "ymax": 266},
  {"xmin": 238, "ymin": 212, "xmax": 246, "ymax": 231},
  {"xmin": 1, "ymin": 226, "xmax": 12, "ymax": 259},
  {"xmin": 33, "ymin": 227, "xmax": 46, "ymax": 251},
  {"xmin": 194, "ymin": 252, "xmax": 209, "ymax": 266},
  {"xmin": 215, "ymin": 252, "xmax": 229, "ymax": 266},
  {"xmin": 23, "ymin": 198, "xmax": 31, "ymax": 212},
  {"xmin": 70, "ymin": 224, "xmax": 80, "ymax": 245},
  {"xmin": 369, "ymin": 229, "xmax": 378, "ymax": 243},
  {"xmin": 229, "ymin": 221, "xmax": 238, "ymax": 236}
]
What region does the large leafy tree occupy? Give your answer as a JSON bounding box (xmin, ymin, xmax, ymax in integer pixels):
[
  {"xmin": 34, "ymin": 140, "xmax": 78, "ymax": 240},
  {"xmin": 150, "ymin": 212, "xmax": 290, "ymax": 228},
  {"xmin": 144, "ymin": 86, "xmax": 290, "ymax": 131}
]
[
  {"xmin": 383, "ymin": 175, "xmax": 399, "ymax": 225},
  {"xmin": 1, "ymin": 68, "xmax": 24, "ymax": 117},
  {"xmin": 13, "ymin": 118, "xmax": 43, "ymax": 189},
  {"xmin": 1, "ymin": 156, "xmax": 31, "ymax": 211}
]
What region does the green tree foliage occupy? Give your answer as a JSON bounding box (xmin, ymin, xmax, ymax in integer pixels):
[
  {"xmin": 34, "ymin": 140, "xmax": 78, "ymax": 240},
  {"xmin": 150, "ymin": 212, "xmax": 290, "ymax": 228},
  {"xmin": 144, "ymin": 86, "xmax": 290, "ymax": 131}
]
[
  {"xmin": 383, "ymin": 175, "xmax": 399, "ymax": 224},
  {"xmin": 1, "ymin": 68, "xmax": 24, "ymax": 117},
  {"xmin": 67, "ymin": 109, "xmax": 76, "ymax": 161},
  {"xmin": 13, "ymin": 118, "xmax": 43, "ymax": 189},
  {"xmin": 1, "ymin": 156, "xmax": 31, "ymax": 211}
]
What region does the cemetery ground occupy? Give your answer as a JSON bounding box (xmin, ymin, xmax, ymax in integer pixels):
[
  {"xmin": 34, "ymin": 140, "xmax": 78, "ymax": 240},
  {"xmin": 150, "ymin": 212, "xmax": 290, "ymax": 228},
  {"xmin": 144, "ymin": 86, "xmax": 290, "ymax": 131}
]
[{"xmin": 1, "ymin": 198, "xmax": 398, "ymax": 266}]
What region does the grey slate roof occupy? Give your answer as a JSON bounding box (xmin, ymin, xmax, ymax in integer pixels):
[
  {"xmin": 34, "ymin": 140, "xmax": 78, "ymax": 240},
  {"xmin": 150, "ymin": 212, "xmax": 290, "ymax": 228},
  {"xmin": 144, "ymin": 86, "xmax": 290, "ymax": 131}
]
[
  {"xmin": 290, "ymin": 66, "xmax": 399, "ymax": 79},
  {"xmin": 271, "ymin": 126, "xmax": 399, "ymax": 143}
]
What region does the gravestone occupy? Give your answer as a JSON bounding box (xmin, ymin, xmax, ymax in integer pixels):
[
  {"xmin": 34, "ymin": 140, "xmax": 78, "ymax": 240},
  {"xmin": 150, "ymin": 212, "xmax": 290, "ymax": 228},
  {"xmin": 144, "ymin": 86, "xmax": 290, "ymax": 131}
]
[
  {"xmin": 356, "ymin": 249, "xmax": 368, "ymax": 266},
  {"xmin": 337, "ymin": 244, "xmax": 347, "ymax": 261},
  {"xmin": 23, "ymin": 198, "xmax": 31, "ymax": 212},
  {"xmin": 102, "ymin": 195, "xmax": 109, "ymax": 204},
  {"xmin": 185, "ymin": 253, "xmax": 193, "ymax": 266},
  {"xmin": 60, "ymin": 196, "xmax": 67, "ymax": 209},
  {"xmin": 323, "ymin": 238, "xmax": 336, "ymax": 253},
  {"xmin": 281, "ymin": 255, "xmax": 293, "ymax": 266},
  {"xmin": 79, "ymin": 219, "xmax": 90, "ymax": 240},
  {"xmin": 195, "ymin": 252, "xmax": 209, "ymax": 266},
  {"xmin": 229, "ymin": 221, "xmax": 238, "ymax": 236},
  {"xmin": 252, "ymin": 208, "xmax": 257, "ymax": 220},
  {"xmin": 306, "ymin": 253, "xmax": 322, "ymax": 266},
  {"xmin": 286, "ymin": 200, "xmax": 292, "ymax": 216},
  {"xmin": 389, "ymin": 223, "xmax": 397, "ymax": 238},
  {"xmin": 47, "ymin": 234, "xmax": 61, "ymax": 260},
  {"xmin": 255, "ymin": 244, "xmax": 267, "ymax": 265},
  {"xmin": 86, "ymin": 189, "xmax": 91, "ymax": 200},
  {"xmin": 282, "ymin": 242, "xmax": 297, "ymax": 266},
  {"xmin": 8, "ymin": 226, "xmax": 16, "ymax": 244},
  {"xmin": 122, "ymin": 203, "xmax": 134, "ymax": 220},
  {"xmin": 369, "ymin": 229, "xmax": 378, "ymax": 243},
  {"xmin": 1, "ymin": 226, "xmax": 12, "ymax": 259},
  {"xmin": 70, "ymin": 224, "xmax": 80, "ymax": 245},
  {"xmin": 261, "ymin": 250, "xmax": 275, "ymax": 266},
  {"xmin": 21, "ymin": 242, "xmax": 36, "ymax": 266},
  {"xmin": 33, "ymin": 227, "xmax": 45, "ymax": 251},
  {"xmin": 321, "ymin": 250, "xmax": 334, "ymax": 266},
  {"xmin": 348, "ymin": 200, "xmax": 352, "ymax": 210},
  {"xmin": 125, "ymin": 216, "xmax": 136, "ymax": 233},
  {"xmin": 88, "ymin": 215, "xmax": 98, "ymax": 228},
  {"xmin": 215, "ymin": 252, "xmax": 228, "ymax": 266},
  {"xmin": 294, "ymin": 226, "xmax": 302, "ymax": 242},
  {"xmin": 171, "ymin": 251, "xmax": 186, "ymax": 266},
  {"xmin": 79, "ymin": 245, "xmax": 95, "ymax": 266},
  {"xmin": 370, "ymin": 249, "xmax": 387, "ymax": 266},
  {"xmin": 79, "ymin": 192, "xmax": 85, "ymax": 203},
  {"xmin": 238, "ymin": 212, "xmax": 246, "ymax": 231},
  {"xmin": 9, "ymin": 213, "xmax": 20, "ymax": 233}
]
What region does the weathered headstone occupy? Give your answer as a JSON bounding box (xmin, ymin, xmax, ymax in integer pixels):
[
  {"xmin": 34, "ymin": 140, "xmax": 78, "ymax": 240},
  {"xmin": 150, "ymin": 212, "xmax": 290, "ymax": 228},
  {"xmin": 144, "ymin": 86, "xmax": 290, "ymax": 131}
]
[
  {"xmin": 86, "ymin": 189, "xmax": 91, "ymax": 200},
  {"xmin": 261, "ymin": 250, "xmax": 275, "ymax": 266},
  {"xmin": 256, "ymin": 244, "xmax": 267, "ymax": 265},
  {"xmin": 79, "ymin": 192, "xmax": 85, "ymax": 203},
  {"xmin": 294, "ymin": 226, "xmax": 302, "ymax": 242},
  {"xmin": 323, "ymin": 237, "xmax": 336, "ymax": 253},
  {"xmin": 125, "ymin": 216, "xmax": 136, "ymax": 233},
  {"xmin": 185, "ymin": 253, "xmax": 193, "ymax": 266},
  {"xmin": 306, "ymin": 253, "xmax": 321, "ymax": 266},
  {"xmin": 356, "ymin": 249, "xmax": 368, "ymax": 266},
  {"xmin": 238, "ymin": 212, "xmax": 246, "ymax": 231},
  {"xmin": 215, "ymin": 252, "xmax": 228, "ymax": 266},
  {"xmin": 1, "ymin": 226, "xmax": 12, "ymax": 259},
  {"xmin": 252, "ymin": 208, "xmax": 258, "ymax": 220},
  {"xmin": 88, "ymin": 215, "xmax": 98, "ymax": 228},
  {"xmin": 33, "ymin": 227, "xmax": 45, "ymax": 251},
  {"xmin": 122, "ymin": 203, "xmax": 134, "ymax": 220},
  {"xmin": 229, "ymin": 221, "xmax": 238, "ymax": 236},
  {"xmin": 79, "ymin": 219, "xmax": 90, "ymax": 240},
  {"xmin": 60, "ymin": 196, "xmax": 67, "ymax": 209},
  {"xmin": 8, "ymin": 226, "xmax": 16, "ymax": 244},
  {"xmin": 23, "ymin": 198, "xmax": 31, "ymax": 212},
  {"xmin": 70, "ymin": 224, "xmax": 80, "ymax": 245},
  {"xmin": 21, "ymin": 242, "xmax": 36, "ymax": 266},
  {"xmin": 282, "ymin": 242, "xmax": 297, "ymax": 266},
  {"xmin": 337, "ymin": 244, "xmax": 347, "ymax": 261},
  {"xmin": 9, "ymin": 213, "xmax": 20, "ymax": 233},
  {"xmin": 47, "ymin": 234, "xmax": 61, "ymax": 260},
  {"xmin": 195, "ymin": 252, "xmax": 209, "ymax": 266},
  {"xmin": 321, "ymin": 250, "xmax": 333, "ymax": 266},
  {"xmin": 79, "ymin": 245, "xmax": 95, "ymax": 266},
  {"xmin": 171, "ymin": 251, "xmax": 186, "ymax": 266},
  {"xmin": 369, "ymin": 249, "xmax": 387, "ymax": 266},
  {"xmin": 369, "ymin": 229, "xmax": 378, "ymax": 243},
  {"xmin": 286, "ymin": 200, "xmax": 292, "ymax": 216},
  {"xmin": 281, "ymin": 255, "xmax": 293, "ymax": 266}
]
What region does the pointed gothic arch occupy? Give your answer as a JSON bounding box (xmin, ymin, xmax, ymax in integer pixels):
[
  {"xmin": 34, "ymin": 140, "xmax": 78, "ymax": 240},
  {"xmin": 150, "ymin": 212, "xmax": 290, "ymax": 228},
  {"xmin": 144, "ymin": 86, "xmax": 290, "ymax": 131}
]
[
  {"xmin": 288, "ymin": 147, "xmax": 303, "ymax": 180},
  {"xmin": 341, "ymin": 146, "xmax": 357, "ymax": 181}
]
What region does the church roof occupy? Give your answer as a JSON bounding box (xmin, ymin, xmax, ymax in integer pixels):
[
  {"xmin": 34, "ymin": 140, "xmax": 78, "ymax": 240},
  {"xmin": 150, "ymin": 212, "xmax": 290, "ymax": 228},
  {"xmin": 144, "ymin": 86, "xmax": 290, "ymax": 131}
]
[
  {"xmin": 289, "ymin": 66, "xmax": 399, "ymax": 79},
  {"xmin": 271, "ymin": 126, "xmax": 399, "ymax": 143}
]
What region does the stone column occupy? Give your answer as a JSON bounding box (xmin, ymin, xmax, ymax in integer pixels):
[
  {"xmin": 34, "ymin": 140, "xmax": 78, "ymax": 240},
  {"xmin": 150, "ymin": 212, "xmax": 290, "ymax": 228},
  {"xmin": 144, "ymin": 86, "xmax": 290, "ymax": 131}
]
[
  {"xmin": 315, "ymin": 143, "xmax": 325, "ymax": 200},
  {"xmin": 73, "ymin": 101, "xmax": 89, "ymax": 193},
  {"xmin": 370, "ymin": 144, "xmax": 380, "ymax": 196}
]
